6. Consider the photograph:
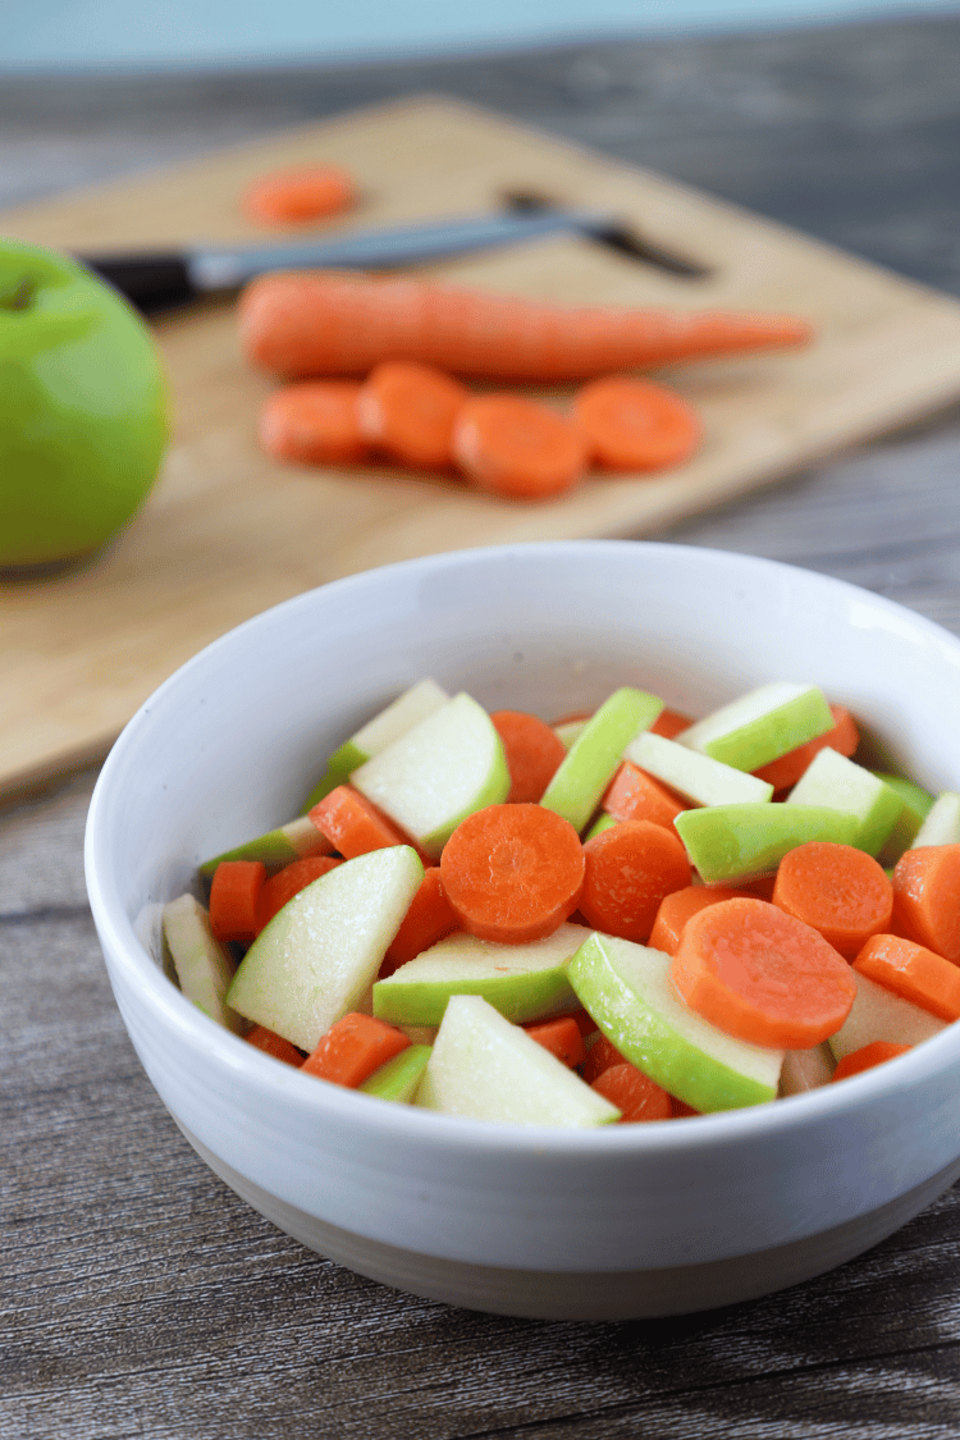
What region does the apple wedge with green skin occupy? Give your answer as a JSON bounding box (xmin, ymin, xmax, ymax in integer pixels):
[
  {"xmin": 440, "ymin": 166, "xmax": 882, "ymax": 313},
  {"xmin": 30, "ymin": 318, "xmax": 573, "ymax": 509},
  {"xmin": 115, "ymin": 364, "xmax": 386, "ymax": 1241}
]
[
  {"xmin": 302, "ymin": 677, "xmax": 449, "ymax": 810},
  {"xmin": 875, "ymin": 773, "xmax": 935, "ymax": 864},
  {"xmin": 162, "ymin": 894, "xmax": 245, "ymax": 1034},
  {"xmin": 198, "ymin": 815, "xmax": 332, "ymax": 879},
  {"xmin": 372, "ymin": 922, "xmax": 592, "ymax": 1026},
  {"xmin": 676, "ymin": 682, "xmax": 833, "ymax": 772},
  {"xmin": 415, "ymin": 994, "xmax": 621, "ymax": 1127},
  {"xmin": 911, "ymin": 790, "xmax": 960, "ymax": 847},
  {"xmin": 568, "ymin": 932, "xmax": 783, "ymax": 1112},
  {"xmin": 350, "ymin": 692, "xmax": 509, "ymax": 861},
  {"xmin": 828, "ymin": 969, "xmax": 947, "ymax": 1061},
  {"xmin": 226, "ymin": 845, "xmax": 424, "ymax": 1052},
  {"xmin": 360, "ymin": 1044, "xmax": 432, "ymax": 1103},
  {"xmin": 674, "ymin": 802, "xmax": 859, "ymax": 884},
  {"xmin": 540, "ymin": 687, "xmax": 664, "ymax": 833},
  {"xmin": 624, "ymin": 730, "xmax": 774, "ymax": 807},
  {"xmin": 785, "ymin": 748, "xmax": 903, "ymax": 856}
]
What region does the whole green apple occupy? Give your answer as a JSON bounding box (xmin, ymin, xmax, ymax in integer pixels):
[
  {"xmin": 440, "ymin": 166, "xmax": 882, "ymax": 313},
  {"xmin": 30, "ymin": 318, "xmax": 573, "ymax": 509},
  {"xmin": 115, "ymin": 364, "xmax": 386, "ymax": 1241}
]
[{"xmin": 0, "ymin": 236, "xmax": 170, "ymax": 567}]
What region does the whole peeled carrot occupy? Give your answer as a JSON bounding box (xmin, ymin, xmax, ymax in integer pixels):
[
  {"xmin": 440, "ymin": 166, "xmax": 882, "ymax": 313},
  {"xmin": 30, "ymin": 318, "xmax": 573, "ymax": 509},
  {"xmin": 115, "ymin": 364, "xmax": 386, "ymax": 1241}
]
[{"xmin": 238, "ymin": 271, "xmax": 813, "ymax": 382}]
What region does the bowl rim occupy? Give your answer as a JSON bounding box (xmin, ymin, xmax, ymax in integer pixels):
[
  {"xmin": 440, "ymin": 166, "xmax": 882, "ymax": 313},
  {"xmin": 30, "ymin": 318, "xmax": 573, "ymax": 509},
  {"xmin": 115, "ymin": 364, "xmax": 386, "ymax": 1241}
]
[{"xmin": 85, "ymin": 538, "xmax": 960, "ymax": 1157}]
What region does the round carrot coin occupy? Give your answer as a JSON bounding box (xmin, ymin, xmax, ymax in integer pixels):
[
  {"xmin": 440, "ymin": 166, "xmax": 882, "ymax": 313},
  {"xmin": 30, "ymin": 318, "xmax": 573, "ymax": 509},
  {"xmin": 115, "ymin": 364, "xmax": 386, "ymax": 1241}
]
[
  {"xmin": 243, "ymin": 163, "xmax": 356, "ymax": 225},
  {"xmin": 578, "ymin": 818, "xmax": 691, "ymax": 943},
  {"xmin": 892, "ymin": 844, "xmax": 960, "ymax": 962},
  {"xmin": 356, "ymin": 360, "xmax": 468, "ymax": 469},
  {"xmin": 670, "ymin": 896, "xmax": 857, "ymax": 1050},
  {"xmin": 572, "ymin": 375, "xmax": 701, "ymax": 471},
  {"xmin": 453, "ymin": 393, "xmax": 588, "ymax": 499},
  {"xmin": 259, "ymin": 381, "xmax": 370, "ymax": 465},
  {"xmin": 491, "ymin": 709, "xmax": 568, "ymax": 803},
  {"xmin": 772, "ymin": 840, "xmax": 893, "ymax": 957}
]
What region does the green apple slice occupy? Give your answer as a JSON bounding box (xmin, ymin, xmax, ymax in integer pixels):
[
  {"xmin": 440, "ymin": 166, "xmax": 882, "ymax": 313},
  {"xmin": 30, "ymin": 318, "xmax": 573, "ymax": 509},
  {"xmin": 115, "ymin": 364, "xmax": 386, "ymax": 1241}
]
[
  {"xmin": 359, "ymin": 1044, "xmax": 432, "ymax": 1103},
  {"xmin": 624, "ymin": 731, "xmax": 774, "ymax": 807},
  {"xmin": 540, "ymin": 687, "xmax": 664, "ymax": 833},
  {"xmin": 303, "ymin": 678, "xmax": 449, "ymax": 809},
  {"xmin": 779, "ymin": 1043, "xmax": 835, "ymax": 1095},
  {"xmin": 568, "ymin": 932, "xmax": 782, "ymax": 1112},
  {"xmin": 372, "ymin": 922, "xmax": 592, "ymax": 1026},
  {"xmin": 199, "ymin": 814, "xmax": 330, "ymax": 878},
  {"xmin": 828, "ymin": 969, "xmax": 947, "ymax": 1061},
  {"xmin": 415, "ymin": 994, "xmax": 621, "ymax": 1127},
  {"xmin": 585, "ymin": 812, "xmax": 619, "ymax": 839},
  {"xmin": 226, "ymin": 845, "xmax": 424, "ymax": 1051},
  {"xmin": 875, "ymin": 773, "xmax": 935, "ymax": 864},
  {"xmin": 676, "ymin": 682, "xmax": 834, "ymax": 772},
  {"xmin": 674, "ymin": 802, "xmax": 859, "ymax": 883},
  {"xmin": 785, "ymin": 748, "xmax": 903, "ymax": 856},
  {"xmin": 911, "ymin": 791, "xmax": 960, "ymax": 847},
  {"xmin": 350, "ymin": 692, "xmax": 509, "ymax": 861},
  {"xmin": 162, "ymin": 894, "xmax": 245, "ymax": 1034}
]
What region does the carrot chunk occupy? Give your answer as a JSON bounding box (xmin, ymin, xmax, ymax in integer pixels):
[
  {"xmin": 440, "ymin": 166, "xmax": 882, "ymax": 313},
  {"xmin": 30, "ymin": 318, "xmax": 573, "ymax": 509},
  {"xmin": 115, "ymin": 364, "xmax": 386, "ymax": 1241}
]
[
  {"xmin": 602, "ymin": 760, "xmax": 686, "ymax": 831},
  {"xmin": 578, "ymin": 818, "xmax": 692, "ymax": 943},
  {"xmin": 438, "ymin": 803, "xmax": 585, "ymax": 944},
  {"xmin": 356, "ymin": 360, "xmax": 469, "ymax": 470},
  {"xmin": 491, "ymin": 709, "xmax": 568, "ymax": 804},
  {"xmin": 649, "ymin": 706, "xmax": 695, "ymax": 739},
  {"xmin": 853, "ymin": 933, "xmax": 960, "ymax": 1023},
  {"xmin": 831, "ymin": 1040, "xmax": 911, "ymax": 1082},
  {"xmin": 208, "ymin": 859, "xmax": 266, "ymax": 945},
  {"xmin": 243, "ymin": 163, "xmax": 356, "ymax": 225},
  {"xmin": 580, "ymin": 1032, "xmax": 628, "ymax": 1084},
  {"xmin": 301, "ymin": 1012, "xmax": 410, "ymax": 1088},
  {"xmin": 244, "ymin": 1023, "xmax": 305, "ymax": 1067},
  {"xmin": 309, "ymin": 784, "xmax": 412, "ymax": 859},
  {"xmin": 380, "ymin": 866, "xmax": 459, "ymax": 976},
  {"xmin": 591, "ymin": 1063, "xmax": 673, "ymax": 1122},
  {"xmin": 892, "ymin": 845, "xmax": 960, "ymax": 962},
  {"xmin": 670, "ymin": 896, "xmax": 857, "ymax": 1049},
  {"xmin": 453, "ymin": 393, "xmax": 587, "ymax": 500},
  {"xmin": 772, "ymin": 840, "xmax": 893, "ymax": 958},
  {"xmin": 753, "ymin": 704, "xmax": 859, "ymax": 792},
  {"xmin": 258, "ymin": 380, "xmax": 370, "ymax": 465},
  {"xmin": 254, "ymin": 854, "xmax": 342, "ymax": 933},
  {"xmin": 572, "ymin": 375, "xmax": 701, "ymax": 471},
  {"xmin": 648, "ymin": 883, "xmax": 756, "ymax": 956},
  {"xmin": 523, "ymin": 1015, "xmax": 586, "ymax": 1069}
]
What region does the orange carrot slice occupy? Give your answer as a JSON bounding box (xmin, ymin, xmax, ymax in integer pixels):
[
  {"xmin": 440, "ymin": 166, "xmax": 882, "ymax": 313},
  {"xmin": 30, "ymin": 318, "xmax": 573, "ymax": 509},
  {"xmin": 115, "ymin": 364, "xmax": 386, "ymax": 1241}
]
[
  {"xmin": 356, "ymin": 360, "xmax": 469, "ymax": 470},
  {"xmin": 254, "ymin": 854, "xmax": 342, "ymax": 934},
  {"xmin": 258, "ymin": 381, "xmax": 370, "ymax": 465},
  {"xmin": 243, "ymin": 163, "xmax": 356, "ymax": 225},
  {"xmin": 832, "ymin": 1040, "xmax": 911, "ymax": 1082},
  {"xmin": 439, "ymin": 802, "xmax": 585, "ymax": 944},
  {"xmin": 491, "ymin": 709, "xmax": 568, "ymax": 803},
  {"xmin": 453, "ymin": 393, "xmax": 587, "ymax": 500},
  {"xmin": 572, "ymin": 375, "xmax": 701, "ymax": 471},
  {"xmin": 244, "ymin": 1023, "xmax": 305, "ymax": 1067},
  {"xmin": 309, "ymin": 784, "xmax": 413, "ymax": 859},
  {"xmin": 578, "ymin": 818, "xmax": 691, "ymax": 943},
  {"xmin": 648, "ymin": 883, "xmax": 756, "ymax": 957},
  {"xmin": 670, "ymin": 896, "xmax": 857, "ymax": 1049},
  {"xmin": 208, "ymin": 859, "xmax": 266, "ymax": 945},
  {"xmin": 602, "ymin": 760, "xmax": 686, "ymax": 831},
  {"xmin": 892, "ymin": 845, "xmax": 960, "ymax": 962},
  {"xmin": 380, "ymin": 866, "xmax": 459, "ymax": 976},
  {"xmin": 580, "ymin": 1032, "xmax": 628, "ymax": 1084},
  {"xmin": 591, "ymin": 1063, "xmax": 673, "ymax": 1121},
  {"xmin": 523, "ymin": 1015, "xmax": 586, "ymax": 1068},
  {"xmin": 649, "ymin": 706, "xmax": 695, "ymax": 739},
  {"xmin": 301, "ymin": 1012, "xmax": 410, "ymax": 1087},
  {"xmin": 772, "ymin": 840, "xmax": 893, "ymax": 958},
  {"xmin": 853, "ymin": 932, "xmax": 960, "ymax": 1023}
]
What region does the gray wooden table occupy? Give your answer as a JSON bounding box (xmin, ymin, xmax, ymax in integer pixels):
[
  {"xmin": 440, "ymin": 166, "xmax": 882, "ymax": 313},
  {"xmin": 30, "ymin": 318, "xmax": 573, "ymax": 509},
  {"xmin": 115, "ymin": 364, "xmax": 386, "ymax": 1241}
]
[{"xmin": 3, "ymin": 15, "xmax": 960, "ymax": 1438}]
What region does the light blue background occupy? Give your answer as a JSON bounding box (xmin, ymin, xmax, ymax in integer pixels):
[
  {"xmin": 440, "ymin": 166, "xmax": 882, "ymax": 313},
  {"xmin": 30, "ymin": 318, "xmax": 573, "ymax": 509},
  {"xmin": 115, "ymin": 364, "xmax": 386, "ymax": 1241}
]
[{"xmin": 5, "ymin": 1, "xmax": 959, "ymax": 72}]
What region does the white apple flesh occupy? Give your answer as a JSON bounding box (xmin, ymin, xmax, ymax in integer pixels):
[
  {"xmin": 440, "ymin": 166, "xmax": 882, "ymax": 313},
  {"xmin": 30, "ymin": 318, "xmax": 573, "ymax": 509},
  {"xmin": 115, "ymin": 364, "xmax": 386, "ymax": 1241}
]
[
  {"xmin": 162, "ymin": 894, "xmax": 245, "ymax": 1034},
  {"xmin": 625, "ymin": 730, "xmax": 774, "ymax": 807},
  {"xmin": 785, "ymin": 748, "xmax": 903, "ymax": 856},
  {"xmin": 304, "ymin": 677, "xmax": 449, "ymax": 808}
]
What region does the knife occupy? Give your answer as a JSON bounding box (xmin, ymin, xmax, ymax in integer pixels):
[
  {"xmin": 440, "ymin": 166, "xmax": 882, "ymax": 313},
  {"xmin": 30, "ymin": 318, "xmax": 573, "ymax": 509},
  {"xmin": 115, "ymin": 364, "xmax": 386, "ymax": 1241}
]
[{"xmin": 78, "ymin": 204, "xmax": 709, "ymax": 313}]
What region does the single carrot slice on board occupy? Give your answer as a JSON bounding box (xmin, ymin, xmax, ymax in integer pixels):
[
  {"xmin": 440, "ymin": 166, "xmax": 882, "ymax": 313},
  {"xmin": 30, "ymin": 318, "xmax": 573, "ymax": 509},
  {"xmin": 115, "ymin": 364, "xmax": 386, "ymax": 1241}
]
[
  {"xmin": 648, "ymin": 883, "xmax": 756, "ymax": 957},
  {"xmin": 753, "ymin": 704, "xmax": 859, "ymax": 792},
  {"xmin": 602, "ymin": 760, "xmax": 686, "ymax": 831},
  {"xmin": 259, "ymin": 381, "xmax": 370, "ymax": 465},
  {"xmin": 380, "ymin": 866, "xmax": 459, "ymax": 976},
  {"xmin": 523, "ymin": 1015, "xmax": 586, "ymax": 1069},
  {"xmin": 439, "ymin": 803, "xmax": 585, "ymax": 944},
  {"xmin": 255, "ymin": 854, "xmax": 342, "ymax": 934},
  {"xmin": 453, "ymin": 393, "xmax": 587, "ymax": 500},
  {"xmin": 309, "ymin": 784, "xmax": 414, "ymax": 859},
  {"xmin": 301, "ymin": 1012, "xmax": 410, "ymax": 1087},
  {"xmin": 491, "ymin": 709, "xmax": 568, "ymax": 803},
  {"xmin": 671, "ymin": 897, "xmax": 857, "ymax": 1049},
  {"xmin": 238, "ymin": 271, "xmax": 813, "ymax": 381},
  {"xmin": 356, "ymin": 360, "xmax": 469, "ymax": 470},
  {"xmin": 578, "ymin": 819, "xmax": 692, "ymax": 944},
  {"xmin": 208, "ymin": 859, "xmax": 266, "ymax": 945},
  {"xmin": 832, "ymin": 1040, "xmax": 911, "ymax": 1082},
  {"xmin": 853, "ymin": 933, "xmax": 960, "ymax": 1023},
  {"xmin": 772, "ymin": 841, "xmax": 893, "ymax": 958},
  {"xmin": 243, "ymin": 163, "xmax": 356, "ymax": 225},
  {"xmin": 572, "ymin": 375, "xmax": 702, "ymax": 472},
  {"xmin": 892, "ymin": 845, "xmax": 960, "ymax": 962},
  {"xmin": 245, "ymin": 1023, "xmax": 305, "ymax": 1067},
  {"xmin": 592, "ymin": 1063, "xmax": 673, "ymax": 1122}
]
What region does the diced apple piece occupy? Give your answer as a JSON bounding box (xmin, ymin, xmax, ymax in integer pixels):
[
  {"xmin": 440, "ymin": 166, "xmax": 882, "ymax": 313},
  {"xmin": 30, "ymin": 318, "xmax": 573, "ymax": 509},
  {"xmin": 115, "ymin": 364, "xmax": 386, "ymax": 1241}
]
[
  {"xmin": 415, "ymin": 994, "xmax": 621, "ymax": 1126},
  {"xmin": 540, "ymin": 687, "xmax": 664, "ymax": 833},
  {"xmin": 360, "ymin": 1044, "xmax": 433, "ymax": 1103},
  {"xmin": 779, "ymin": 1043, "xmax": 836, "ymax": 1095},
  {"xmin": 198, "ymin": 814, "xmax": 332, "ymax": 878},
  {"xmin": 372, "ymin": 923, "xmax": 591, "ymax": 1026},
  {"xmin": 912, "ymin": 791, "xmax": 960, "ymax": 847},
  {"xmin": 674, "ymin": 803, "xmax": 859, "ymax": 884},
  {"xmin": 350, "ymin": 692, "xmax": 509, "ymax": 860},
  {"xmin": 875, "ymin": 773, "xmax": 935, "ymax": 865},
  {"xmin": 676, "ymin": 682, "xmax": 834, "ymax": 772},
  {"xmin": 828, "ymin": 968, "xmax": 948, "ymax": 1061},
  {"xmin": 304, "ymin": 678, "xmax": 450, "ymax": 808},
  {"xmin": 226, "ymin": 845, "xmax": 424, "ymax": 1052},
  {"xmin": 162, "ymin": 894, "xmax": 245, "ymax": 1033},
  {"xmin": 625, "ymin": 731, "xmax": 774, "ymax": 807},
  {"xmin": 786, "ymin": 748, "xmax": 903, "ymax": 856},
  {"xmin": 568, "ymin": 932, "xmax": 782, "ymax": 1112}
]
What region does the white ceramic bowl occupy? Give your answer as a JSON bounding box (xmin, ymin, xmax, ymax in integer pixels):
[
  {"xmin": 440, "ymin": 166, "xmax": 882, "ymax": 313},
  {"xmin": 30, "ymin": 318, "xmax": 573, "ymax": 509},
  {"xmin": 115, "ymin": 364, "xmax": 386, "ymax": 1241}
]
[{"xmin": 85, "ymin": 540, "xmax": 960, "ymax": 1320}]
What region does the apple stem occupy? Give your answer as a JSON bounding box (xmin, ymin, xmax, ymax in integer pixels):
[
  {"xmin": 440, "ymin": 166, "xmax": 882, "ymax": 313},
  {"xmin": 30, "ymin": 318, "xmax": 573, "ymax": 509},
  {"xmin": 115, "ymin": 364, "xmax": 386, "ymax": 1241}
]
[{"xmin": 0, "ymin": 275, "xmax": 36, "ymax": 311}]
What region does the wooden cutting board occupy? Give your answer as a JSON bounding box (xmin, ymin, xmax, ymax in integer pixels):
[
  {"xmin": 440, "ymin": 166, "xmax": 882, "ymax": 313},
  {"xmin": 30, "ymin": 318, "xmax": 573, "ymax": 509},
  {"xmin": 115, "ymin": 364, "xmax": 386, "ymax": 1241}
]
[{"xmin": 4, "ymin": 93, "xmax": 960, "ymax": 803}]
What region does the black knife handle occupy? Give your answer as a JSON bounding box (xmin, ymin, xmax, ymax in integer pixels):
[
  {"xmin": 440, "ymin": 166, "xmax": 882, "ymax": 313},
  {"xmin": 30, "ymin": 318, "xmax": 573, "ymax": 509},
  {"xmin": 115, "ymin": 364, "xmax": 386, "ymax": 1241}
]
[{"xmin": 77, "ymin": 252, "xmax": 200, "ymax": 312}]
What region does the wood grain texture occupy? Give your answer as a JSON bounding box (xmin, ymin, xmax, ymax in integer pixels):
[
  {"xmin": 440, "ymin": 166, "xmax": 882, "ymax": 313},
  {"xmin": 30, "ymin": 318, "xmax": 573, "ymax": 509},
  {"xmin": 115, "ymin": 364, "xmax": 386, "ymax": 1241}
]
[{"xmin": 3, "ymin": 16, "xmax": 960, "ymax": 1438}]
